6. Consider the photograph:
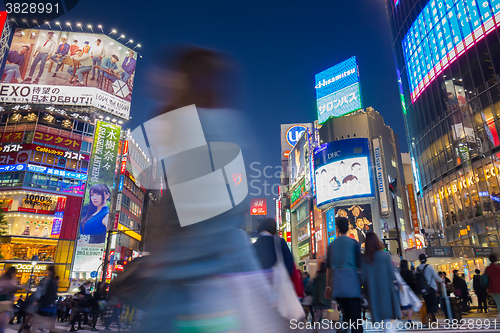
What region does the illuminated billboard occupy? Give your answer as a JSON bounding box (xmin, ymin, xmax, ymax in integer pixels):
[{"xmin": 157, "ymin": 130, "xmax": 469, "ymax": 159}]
[
  {"xmin": 289, "ymin": 129, "xmax": 308, "ymax": 185},
  {"xmin": 0, "ymin": 28, "xmax": 139, "ymax": 119},
  {"xmin": 403, "ymin": 0, "xmax": 499, "ymax": 102},
  {"xmin": 315, "ymin": 56, "xmax": 362, "ymax": 123},
  {"xmin": 250, "ymin": 198, "xmax": 267, "ymax": 215},
  {"xmin": 314, "ymin": 138, "xmax": 374, "ymax": 207},
  {"xmin": 72, "ymin": 121, "xmax": 120, "ymax": 273}
]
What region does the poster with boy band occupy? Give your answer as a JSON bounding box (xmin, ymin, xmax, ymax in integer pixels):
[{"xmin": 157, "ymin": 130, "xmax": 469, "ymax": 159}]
[
  {"xmin": 334, "ymin": 204, "xmax": 373, "ymax": 248},
  {"xmin": 0, "ymin": 29, "xmax": 138, "ymax": 119}
]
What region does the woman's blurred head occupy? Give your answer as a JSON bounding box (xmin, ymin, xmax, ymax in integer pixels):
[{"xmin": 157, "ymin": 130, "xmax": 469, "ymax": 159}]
[
  {"xmin": 363, "ymin": 232, "xmax": 383, "ymax": 263},
  {"xmin": 160, "ymin": 46, "xmax": 235, "ymax": 111}
]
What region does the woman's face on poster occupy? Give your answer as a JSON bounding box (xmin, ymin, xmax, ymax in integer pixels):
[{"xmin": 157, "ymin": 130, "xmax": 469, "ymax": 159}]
[{"xmin": 90, "ymin": 190, "xmax": 108, "ymax": 207}]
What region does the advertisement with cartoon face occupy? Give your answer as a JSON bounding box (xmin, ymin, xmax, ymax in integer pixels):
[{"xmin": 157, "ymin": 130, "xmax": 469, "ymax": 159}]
[{"xmin": 314, "ymin": 138, "xmax": 374, "ymax": 206}]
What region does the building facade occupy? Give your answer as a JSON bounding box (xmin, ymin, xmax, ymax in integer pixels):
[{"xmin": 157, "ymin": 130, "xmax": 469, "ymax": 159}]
[{"xmin": 386, "ymin": 0, "xmax": 500, "ymax": 273}]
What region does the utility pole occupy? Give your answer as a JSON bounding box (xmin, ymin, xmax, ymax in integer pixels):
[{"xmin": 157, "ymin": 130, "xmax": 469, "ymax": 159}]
[{"xmin": 389, "ymin": 177, "xmax": 403, "ymax": 259}]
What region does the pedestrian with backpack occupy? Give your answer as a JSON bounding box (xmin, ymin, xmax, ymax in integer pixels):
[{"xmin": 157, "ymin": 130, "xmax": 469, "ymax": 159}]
[
  {"xmin": 473, "ymin": 269, "xmax": 488, "ymax": 313},
  {"xmin": 416, "ymin": 254, "xmax": 444, "ymax": 326}
]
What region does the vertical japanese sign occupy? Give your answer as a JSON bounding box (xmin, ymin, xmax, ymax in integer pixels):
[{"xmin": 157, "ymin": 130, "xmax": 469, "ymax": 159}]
[
  {"xmin": 309, "ymin": 210, "xmax": 315, "ymax": 254},
  {"xmin": 373, "ymin": 138, "xmax": 390, "ymax": 215},
  {"xmin": 407, "ymin": 184, "xmax": 419, "ymax": 234},
  {"xmin": 73, "ymin": 121, "xmax": 120, "ymax": 273}
]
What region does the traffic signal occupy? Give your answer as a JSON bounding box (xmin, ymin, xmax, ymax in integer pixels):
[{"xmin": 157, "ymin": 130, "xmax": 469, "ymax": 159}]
[
  {"xmin": 389, "ymin": 178, "xmax": 398, "ymax": 194},
  {"xmin": 116, "ymin": 260, "xmax": 128, "ymax": 266}
]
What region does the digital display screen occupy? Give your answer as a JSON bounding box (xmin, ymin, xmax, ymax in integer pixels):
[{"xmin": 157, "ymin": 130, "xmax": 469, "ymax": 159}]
[
  {"xmin": 314, "ymin": 138, "xmax": 374, "ymax": 207},
  {"xmin": 315, "ymin": 56, "xmax": 362, "ymax": 123},
  {"xmin": 403, "ymin": 0, "xmax": 499, "ymax": 102}
]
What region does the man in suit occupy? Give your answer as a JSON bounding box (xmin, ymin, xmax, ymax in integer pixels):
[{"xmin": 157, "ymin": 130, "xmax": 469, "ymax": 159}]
[{"xmin": 355, "ymin": 217, "xmax": 367, "ymax": 246}]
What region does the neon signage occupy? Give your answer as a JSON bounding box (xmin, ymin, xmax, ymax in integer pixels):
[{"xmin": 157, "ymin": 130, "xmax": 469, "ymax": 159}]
[{"xmin": 403, "ymin": 0, "xmax": 500, "ymax": 102}]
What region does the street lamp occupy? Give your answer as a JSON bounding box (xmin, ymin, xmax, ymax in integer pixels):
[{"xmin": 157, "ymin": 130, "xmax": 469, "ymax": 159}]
[{"xmin": 26, "ymin": 255, "xmax": 39, "ymax": 298}]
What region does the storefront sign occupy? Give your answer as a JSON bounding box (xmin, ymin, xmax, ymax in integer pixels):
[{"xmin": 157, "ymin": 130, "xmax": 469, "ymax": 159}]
[
  {"xmin": 474, "ymin": 247, "xmax": 494, "ymax": 257},
  {"xmin": 116, "ymin": 193, "xmax": 122, "ymax": 212},
  {"xmin": 6, "ymin": 263, "xmax": 47, "ymax": 273},
  {"xmin": 299, "ymin": 243, "xmax": 310, "ymax": 257},
  {"xmin": 0, "ymin": 163, "xmax": 26, "ymax": 172},
  {"xmin": 291, "ymin": 180, "xmax": 307, "ymax": 208},
  {"xmin": 32, "ymin": 144, "xmax": 88, "ymax": 161},
  {"xmin": 426, "ymin": 246, "xmax": 454, "ymax": 258},
  {"xmin": 27, "ymin": 164, "xmax": 87, "ymax": 181},
  {"xmin": 33, "ymin": 131, "xmax": 81, "ymax": 150},
  {"xmin": 407, "ymin": 238, "xmax": 415, "ymax": 248},
  {"xmin": 120, "ymin": 157, "xmax": 127, "ymax": 174},
  {"xmin": 309, "ymin": 210, "xmax": 315, "ymax": 254},
  {"xmin": 286, "ymin": 231, "xmax": 291, "ymax": 243},
  {"xmin": 250, "ymin": 198, "xmax": 267, "ymax": 215},
  {"xmin": 122, "ymin": 141, "xmax": 129, "ymax": 156},
  {"xmin": 118, "ymin": 176, "xmax": 124, "ymax": 192},
  {"xmin": 0, "ymin": 143, "xmax": 23, "ymax": 152},
  {"xmin": 407, "ymin": 184, "xmax": 419, "ymax": 233},
  {"xmin": 50, "ymin": 218, "xmax": 62, "ymax": 238},
  {"xmin": 0, "ymin": 131, "xmax": 24, "ymax": 143},
  {"xmin": 373, "ymin": 138, "xmax": 390, "ymax": 215}
]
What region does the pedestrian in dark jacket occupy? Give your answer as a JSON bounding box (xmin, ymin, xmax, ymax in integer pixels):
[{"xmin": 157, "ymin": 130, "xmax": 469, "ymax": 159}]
[
  {"xmin": 29, "ymin": 266, "xmax": 58, "ymax": 333},
  {"xmin": 91, "ymin": 282, "xmax": 107, "ymax": 331},
  {"xmin": 453, "ymin": 270, "xmax": 469, "ymax": 314},
  {"xmin": 253, "ymin": 218, "xmax": 294, "ymax": 278},
  {"xmin": 312, "ymin": 261, "xmax": 330, "ymax": 331},
  {"xmin": 473, "ymin": 269, "xmax": 488, "ymax": 313},
  {"xmin": 400, "ymin": 260, "xmax": 416, "ymax": 292}
]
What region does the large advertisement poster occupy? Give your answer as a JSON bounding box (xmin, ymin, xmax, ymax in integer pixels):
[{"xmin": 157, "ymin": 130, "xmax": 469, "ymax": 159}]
[
  {"xmin": 335, "ymin": 204, "xmax": 373, "ymax": 248},
  {"xmin": 72, "ymin": 121, "xmax": 120, "ymax": 273},
  {"xmin": 314, "ymin": 138, "xmax": 374, "ymax": 207},
  {"xmin": 315, "ymin": 56, "xmax": 362, "ymax": 123},
  {"xmin": 0, "ymin": 28, "xmax": 139, "ymax": 119},
  {"xmin": 289, "ymin": 130, "xmax": 307, "ymax": 185}
]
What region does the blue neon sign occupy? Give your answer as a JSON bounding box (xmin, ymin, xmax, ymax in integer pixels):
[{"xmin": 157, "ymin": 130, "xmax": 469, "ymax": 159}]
[
  {"xmin": 0, "ymin": 164, "xmax": 26, "ymax": 172},
  {"xmin": 315, "ymin": 56, "xmax": 362, "ymax": 123},
  {"xmin": 27, "ymin": 164, "xmax": 87, "ymax": 181},
  {"xmin": 118, "ymin": 175, "xmax": 124, "ymax": 191},
  {"xmin": 403, "ymin": 0, "xmax": 499, "ymax": 102}
]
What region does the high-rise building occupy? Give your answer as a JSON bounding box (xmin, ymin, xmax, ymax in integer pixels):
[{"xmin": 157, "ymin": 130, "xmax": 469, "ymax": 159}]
[
  {"xmin": 0, "ymin": 26, "xmax": 139, "ymax": 291},
  {"xmin": 386, "ymin": 0, "xmax": 500, "ymax": 268}
]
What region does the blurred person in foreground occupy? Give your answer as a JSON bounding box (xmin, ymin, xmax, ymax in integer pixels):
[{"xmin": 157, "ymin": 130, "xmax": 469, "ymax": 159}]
[
  {"xmin": 361, "ymin": 233, "xmax": 400, "ymax": 333},
  {"xmin": 0, "ymin": 267, "xmax": 24, "ymax": 332},
  {"xmin": 113, "ymin": 47, "xmax": 288, "ymax": 332},
  {"xmin": 325, "ymin": 217, "xmax": 362, "ymax": 333},
  {"xmin": 311, "ymin": 261, "xmax": 330, "ymax": 331},
  {"xmin": 485, "ymin": 254, "xmax": 500, "ymax": 319},
  {"xmin": 399, "ymin": 260, "xmax": 416, "ymax": 323},
  {"xmin": 90, "ymin": 282, "xmax": 106, "ymax": 331},
  {"xmin": 29, "ymin": 266, "xmax": 58, "ymax": 333}
]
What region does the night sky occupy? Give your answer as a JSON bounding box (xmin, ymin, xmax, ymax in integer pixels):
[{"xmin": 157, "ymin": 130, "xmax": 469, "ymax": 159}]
[{"xmin": 5, "ymin": 0, "xmax": 409, "ymax": 213}]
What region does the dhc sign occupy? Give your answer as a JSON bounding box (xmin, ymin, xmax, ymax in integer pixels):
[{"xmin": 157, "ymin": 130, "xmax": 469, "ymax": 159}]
[{"xmin": 286, "ymin": 125, "xmax": 307, "ymax": 147}]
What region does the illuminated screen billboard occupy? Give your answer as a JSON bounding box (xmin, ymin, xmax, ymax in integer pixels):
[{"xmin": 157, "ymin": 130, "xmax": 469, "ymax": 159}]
[
  {"xmin": 335, "ymin": 204, "xmax": 373, "ymax": 249},
  {"xmin": 315, "ymin": 56, "xmax": 362, "ymax": 123},
  {"xmin": 0, "ymin": 28, "xmax": 138, "ymax": 119},
  {"xmin": 72, "ymin": 121, "xmax": 120, "ymax": 273},
  {"xmin": 314, "ymin": 138, "xmax": 374, "ymax": 206},
  {"xmin": 403, "ymin": 0, "xmax": 499, "ymax": 102},
  {"xmin": 289, "ymin": 130, "xmax": 308, "ymax": 186}
]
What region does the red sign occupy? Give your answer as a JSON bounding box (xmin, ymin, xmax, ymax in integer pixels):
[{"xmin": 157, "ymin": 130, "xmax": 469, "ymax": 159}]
[
  {"xmin": 122, "ymin": 141, "xmax": 129, "ymax": 155},
  {"xmin": 250, "ymin": 199, "xmax": 267, "ymax": 215},
  {"xmin": 310, "ymin": 210, "xmax": 315, "ymax": 254},
  {"xmin": 284, "ymin": 150, "xmax": 290, "ymax": 158},
  {"xmin": 0, "ymin": 144, "xmax": 90, "ymax": 164},
  {"xmin": 18, "ymin": 207, "xmax": 55, "ymax": 214},
  {"xmin": 415, "ymin": 238, "xmax": 423, "ymax": 249},
  {"xmin": 120, "ymin": 157, "xmax": 127, "ymax": 174},
  {"xmin": 0, "ymin": 131, "xmax": 24, "ymax": 143},
  {"xmin": 106, "ymin": 264, "xmax": 112, "ymax": 280},
  {"xmin": 56, "ymin": 197, "xmax": 66, "ymax": 212},
  {"xmin": 33, "ymin": 132, "xmax": 81, "ymax": 150},
  {"xmin": 115, "ymin": 264, "xmax": 124, "ymax": 271},
  {"xmin": 113, "ymin": 212, "xmax": 119, "ymax": 229},
  {"xmin": 407, "ymin": 238, "xmax": 415, "ymax": 249},
  {"xmin": 407, "ymin": 184, "xmax": 419, "ymax": 234},
  {"xmin": 286, "ymin": 232, "xmax": 291, "ymax": 243}
]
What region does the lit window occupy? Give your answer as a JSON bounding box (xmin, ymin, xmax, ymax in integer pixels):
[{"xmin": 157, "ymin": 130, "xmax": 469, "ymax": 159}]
[
  {"xmin": 397, "ymin": 196, "xmax": 403, "ymax": 210},
  {"xmin": 399, "ymin": 218, "xmax": 406, "ymax": 232},
  {"xmin": 392, "ymin": 157, "xmax": 397, "ymax": 168}
]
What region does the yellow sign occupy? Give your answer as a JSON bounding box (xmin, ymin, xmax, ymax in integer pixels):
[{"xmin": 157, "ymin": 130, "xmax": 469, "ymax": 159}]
[
  {"xmin": 1, "ymin": 237, "xmax": 58, "ymax": 245},
  {"xmin": 117, "ymin": 223, "xmax": 142, "ymax": 241}
]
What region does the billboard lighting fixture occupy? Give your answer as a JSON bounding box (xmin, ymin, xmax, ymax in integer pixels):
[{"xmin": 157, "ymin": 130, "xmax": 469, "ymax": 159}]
[
  {"xmin": 105, "ymin": 116, "xmax": 110, "ymax": 120},
  {"xmin": 109, "ymin": 29, "xmax": 117, "ymax": 35},
  {"xmin": 33, "ymin": 20, "xmax": 40, "ymax": 28},
  {"xmin": 66, "ymin": 22, "xmax": 72, "ymax": 30},
  {"xmin": 111, "ymin": 119, "xmax": 117, "ymax": 123},
  {"xmin": 87, "ymin": 24, "xmax": 93, "ymax": 32},
  {"xmin": 133, "ymin": 44, "xmax": 141, "ymax": 49},
  {"xmin": 9, "ymin": 18, "xmax": 18, "ymax": 26},
  {"xmin": 98, "ymin": 25, "xmax": 104, "ymax": 33},
  {"xmin": 117, "ymin": 35, "xmax": 125, "ymax": 41},
  {"xmin": 21, "ymin": 18, "xmax": 29, "ymax": 27},
  {"xmin": 76, "ymin": 23, "xmax": 83, "ymax": 31},
  {"xmin": 118, "ymin": 121, "xmax": 123, "ymax": 125},
  {"xmin": 56, "ymin": 22, "xmax": 62, "ymax": 29},
  {"xmin": 45, "ymin": 21, "xmax": 51, "ymax": 29},
  {"xmin": 125, "ymin": 39, "xmax": 133, "ymax": 45}
]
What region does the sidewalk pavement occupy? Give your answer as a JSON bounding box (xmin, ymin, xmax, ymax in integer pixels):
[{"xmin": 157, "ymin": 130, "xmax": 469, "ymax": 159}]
[{"xmin": 4, "ymin": 321, "xmax": 128, "ymax": 332}]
